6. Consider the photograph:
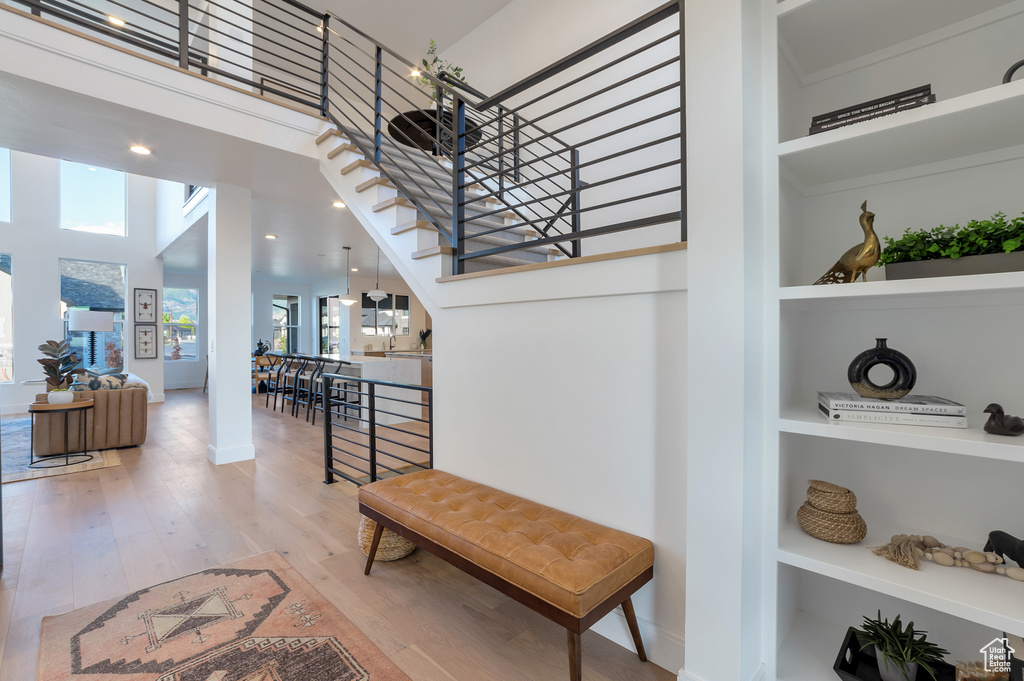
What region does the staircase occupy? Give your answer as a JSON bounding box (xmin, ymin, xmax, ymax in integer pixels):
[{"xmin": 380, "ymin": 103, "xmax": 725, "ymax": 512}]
[{"xmin": 315, "ymin": 126, "xmax": 562, "ymax": 275}]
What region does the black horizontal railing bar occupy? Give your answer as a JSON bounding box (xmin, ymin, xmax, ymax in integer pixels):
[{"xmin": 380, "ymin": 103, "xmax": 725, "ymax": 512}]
[
  {"xmin": 373, "ymin": 420, "xmax": 430, "ymax": 438},
  {"xmin": 464, "ymin": 184, "xmax": 680, "ymax": 241},
  {"xmin": 499, "ymin": 28, "xmax": 680, "ymax": 119},
  {"xmin": 476, "ymin": 0, "xmax": 679, "ymax": 110},
  {"xmin": 324, "ymin": 467, "xmax": 366, "ymax": 487},
  {"xmin": 194, "ymin": 0, "xmax": 322, "ymax": 60},
  {"xmin": 323, "ymin": 10, "xmax": 474, "ymax": 107},
  {"xmin": 256, "ymin": 76, "xmax": 319, "ymax": 101},
  {"xmin": 327, "ymin": 43, "xmax": 379, "ymax": 87},
  {"xmin": 470, "ymin": 80, "xmax": 679, "ymax": 163},
  {"xmin": 184, "ymin": 42, "xmax": 304, "ymax": 90},
  {"xmin": 51, "ymin": 0, "xmax": 173, "ymax": 40},
  {"xmin": 370, "ymin": 406, "xmax": 428, "ymax": 422},
  {"xmin": 330, "ymin": 450, "xmax": 371, "ymax": 466},
  {"xmin": 368, "ymin": 392, "xmax": 432, "ymax": 409},
  {"xmin": 465, "ymin": 132, "xmax": 678, "ymax": 201},
  {"xmin": 505, "ymin": 55, "xmax": 681, "ymax": 133},
  {"xmin": 323, "ymin": 374, "xmax": 432, "ymax": 393},
  {"xmin": 326, "ymin": 61, "xmax": 376, "ymax": 104},
  {"xmin": 463, "ymin": 180, "xmax": 572, "ymax": 235},
  {"xmin": 333, "ymin": 127, "xmax": 457, "ymax": 225},
  {"xmin": 275, "ymin": 0, "xmax": 322, "ymax": 18},
  {"xmin": 196, "ymin": 57, "xmax": 321, "ymax": 108},
  {"xmin": 465, "ymin": 157, "xmax": 679, "ymax": 223},
  {"xmin": 330, "ymin": 430, "xmax": 373, "ymax": 448},
  {"xmin": 21, "ymin": 0, "xmax": 181, "ymax": 59},
  {"xmin": 372, "ymin": 451, "xmax": 429, "ymax": 472},
  {"xmin": 464, "ymin": 96, "xmax": 679, "ymax": 179},
  {"xmin": 466, "ymin": 135, "xmax": 567, "ymax": 185},
  {"xmin": 375, "ymin": 438, "xmax": 431, "ymax": 458},
  {"xmin": 324, "ymin": 104, "xmax": 457, "ymax": 224},
  {"xmin": 104, "ymin": 0, "xmax": 177, "ymax": 25},
  {"xmin": 461, "ymin": 211, "xmax": 681, "ymax": 262},
  {"xmin": 466, "ymin": 133, "xmax": 675, "ymax": 205},
  {"xmin": 186, "ymin": 15, "xmax": 323, "ymax": 78}
]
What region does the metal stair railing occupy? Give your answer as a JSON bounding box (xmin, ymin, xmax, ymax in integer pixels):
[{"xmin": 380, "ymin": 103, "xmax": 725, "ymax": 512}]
[{"xmin": 6, "ymin": 0, "xmax": 685, "ymax": 274}]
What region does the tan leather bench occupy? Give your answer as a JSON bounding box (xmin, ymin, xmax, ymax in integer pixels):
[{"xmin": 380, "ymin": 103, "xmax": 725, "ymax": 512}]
[{"xmin": 359, "ymin": 469, "xmax": 654, "ymax": 681}]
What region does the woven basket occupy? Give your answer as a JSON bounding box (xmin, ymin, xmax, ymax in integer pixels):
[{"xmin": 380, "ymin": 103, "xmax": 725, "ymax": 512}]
[
  {"xmin": 797, "ymin": 502, "xmax": 866, "ymax": 544},
  {"xmin": 357, "ymin": 516, "xmax": 416, "ymax": 561},
  {"xmin": 806, "ymin": 479, "xmax": 858, "ymax": 514}
]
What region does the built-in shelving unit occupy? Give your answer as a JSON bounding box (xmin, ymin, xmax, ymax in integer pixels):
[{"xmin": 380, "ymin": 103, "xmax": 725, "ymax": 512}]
[{"xmin": 766, "ymin": 0, "xmax": 1024, "ymax": 677}]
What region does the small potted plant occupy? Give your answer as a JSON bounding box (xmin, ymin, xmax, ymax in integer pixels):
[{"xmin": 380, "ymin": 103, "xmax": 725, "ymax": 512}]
[
  {"xmin": 857, "ymin": 610, "xmax": 949, "ymax": 681},
  {"xmin": 37, "ymin": 340, "xmax": 85, "ymax": 393},
  {"xmin": 418, "ymin": 328, "xmax": 431, "ymax": 351}
]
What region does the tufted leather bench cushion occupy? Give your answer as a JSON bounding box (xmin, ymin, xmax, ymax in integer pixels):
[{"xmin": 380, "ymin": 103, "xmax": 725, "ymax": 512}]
[{"xmin": 358, "ymin": 469, "xmax": 654, "ymax": 619}]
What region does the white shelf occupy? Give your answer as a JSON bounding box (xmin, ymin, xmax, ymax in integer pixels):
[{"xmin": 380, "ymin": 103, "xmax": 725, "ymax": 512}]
[
  {"xmin": 779, "ymin": 406, "xmax": 1024, "ymax": 462},
  {"xmin": 778, "ymin": 271, "xmax": 1024, "ymax": 307},
  {"xmin": 778, "ymin": 522, "xmax": 1024, "ymax": 634},
  {"xmin": 778, "ymin": 79, "xmax": 1024, "ymax": 188}
]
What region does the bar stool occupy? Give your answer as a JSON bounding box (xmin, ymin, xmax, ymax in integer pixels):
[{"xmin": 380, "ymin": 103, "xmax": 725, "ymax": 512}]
[
  {"xmin": 310, "ymin": 359, "xmax": 356, "ymax": 426},
  {"xmin": 266, "ymin": 354, "xmax": 298, "ymax": 412},
  {"xmin": 293, "ymin": 356, "xmax": 324, "ymax": 420}
]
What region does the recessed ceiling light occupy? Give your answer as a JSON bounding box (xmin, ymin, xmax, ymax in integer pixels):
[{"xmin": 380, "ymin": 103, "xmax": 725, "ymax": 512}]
[
  {"xmin": 87, "ymin": 167, "xmax": 97, "ymax": 171},
  {"xmin": 351, "ymin": 268, "xmax": 358, "ymax": 272},
  {"xmin": 108, "ymin": 15, "xmax": 125, "ymax": 26},
  {"xmin": 332, "ymin": 201, "xmax": 345, "ymax": 208},
  {"xmin": 264, "ymin": 234, "xmax": 277, "ymax": 240},
  {"xmin": 129, "ymin": 145, "xmax": 150, "ymax": 155}
]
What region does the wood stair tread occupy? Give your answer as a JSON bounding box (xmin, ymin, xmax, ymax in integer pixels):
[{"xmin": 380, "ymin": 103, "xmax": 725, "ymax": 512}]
[
  {"xmin": 411, "ymin": 245, "xmax": 455, "ymax": 260},
  {"xmin": 327, "ymin": 143, "xmax": 361, "ymax": 159},
  {"xmin": 340, "ymin": 159, "xmax": 374, "ymax": 176},
  {"xmin": 392, "ymin": 220, "xmax": 435, "ymax": 235},
  {"xmin": 356, "ymin": 177, "xmax": 397, "ymax": 193},
  {"xmin": 372, "ymin": 197, "xmax": 415, "ymax": 212}
]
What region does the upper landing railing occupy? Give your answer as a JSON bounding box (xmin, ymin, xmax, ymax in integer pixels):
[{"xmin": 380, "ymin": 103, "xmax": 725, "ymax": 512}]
[{"xmin": 7, "ymin": 0, "xmax": 685, "ymax": 274}]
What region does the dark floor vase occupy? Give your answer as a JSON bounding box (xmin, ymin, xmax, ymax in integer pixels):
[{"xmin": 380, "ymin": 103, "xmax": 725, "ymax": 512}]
[
  {"xmin": 885, "ymin": 250, "xmax": 1024, "ymax": 280},
  {"xmin": 848, "ymin": 338, "xmax": 917, "ymax": 399}
]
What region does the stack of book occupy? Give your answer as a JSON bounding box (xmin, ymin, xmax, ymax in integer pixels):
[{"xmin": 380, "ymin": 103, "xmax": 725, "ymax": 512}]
[
  {"xmin": 817, "ymin": 391, "xmax": 967, "ymax": 428},
  {"xmin": 808, "ymin": 85, "xmax": 936, "ymax": 135}
]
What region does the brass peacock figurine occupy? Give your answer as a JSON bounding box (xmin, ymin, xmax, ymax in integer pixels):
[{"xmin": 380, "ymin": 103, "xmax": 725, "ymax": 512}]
[{"xmin": 813, "ymin": 201, "xmax": 880, "ymax": 285}]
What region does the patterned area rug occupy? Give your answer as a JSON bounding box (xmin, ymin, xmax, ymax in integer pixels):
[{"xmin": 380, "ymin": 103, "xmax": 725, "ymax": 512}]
[
  {"xmin": 37, "ymin": 551, "xmax": 411, "ymax": 681},
  {"xmin": 1, "ymin": 416, "xmax": 122, "ymax": 484}
]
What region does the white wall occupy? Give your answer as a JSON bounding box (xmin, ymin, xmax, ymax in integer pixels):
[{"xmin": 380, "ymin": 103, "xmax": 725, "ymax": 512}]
[
  {"xmin": 0, "ymin": 149, "xmax": 166, "ymax": 413},
  {"xmin": 163, "ymin": 271, "xmax": 208, "ymax": 390}
]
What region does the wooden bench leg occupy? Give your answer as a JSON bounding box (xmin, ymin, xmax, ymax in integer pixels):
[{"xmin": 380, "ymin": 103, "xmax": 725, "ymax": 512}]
[
  {"xmin": 363, "ymin": 521, "xmax": 384, "ymax": 575},
  {"xmin": 567, "ymin": 630, "xmax": 582, "ymax": 681},
  {"xmin": 622, "ymin": 596, "xmax": 647, "ymax": 662}
]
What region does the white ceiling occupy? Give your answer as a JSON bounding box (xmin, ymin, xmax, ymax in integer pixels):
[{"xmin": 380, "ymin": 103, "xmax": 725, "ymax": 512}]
[{"xmin": 0, "ymin": 0, "xmax": 515, "ymax": 283}]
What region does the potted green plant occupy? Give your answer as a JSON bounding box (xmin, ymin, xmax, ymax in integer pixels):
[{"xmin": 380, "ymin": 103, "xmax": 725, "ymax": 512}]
[
  {"xmin": 416, "ymin": 39, "xmax": 466, "ymax": 102},
  {"xmin": 37, "ymin": 340, "xmax": 85, "ymax": 391},
  {"xmin": 857, "ymin": 611, "xmax": 949, "ymax": 681},
  {"xmin": 877, "ymin": 211, "xmax": 1024, "ymax": 280}
]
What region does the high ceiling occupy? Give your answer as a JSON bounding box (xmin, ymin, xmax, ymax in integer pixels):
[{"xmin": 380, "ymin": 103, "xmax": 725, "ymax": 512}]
[{"xmin": 0, "ymin": 0, "xmax": 516, "ymax": 283}]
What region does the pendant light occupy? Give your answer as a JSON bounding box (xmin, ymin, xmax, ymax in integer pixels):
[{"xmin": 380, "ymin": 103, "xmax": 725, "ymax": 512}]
[
  {"xmin": 368, "ymin": 247, "xmax": 387, "ymax": 302},
  {"xmin": 340, "ymin": 247, "xmax": 357, "ymax": 306}
]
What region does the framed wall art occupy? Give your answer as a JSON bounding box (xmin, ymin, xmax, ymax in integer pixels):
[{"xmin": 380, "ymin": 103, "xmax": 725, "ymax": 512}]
[
  {"xmin": 134, "ymin": 288, "xmax": 157, "ymax": 323},
  {"xmin": 135, "ymin": 324, "xmax": 158, "ymax": 359}
]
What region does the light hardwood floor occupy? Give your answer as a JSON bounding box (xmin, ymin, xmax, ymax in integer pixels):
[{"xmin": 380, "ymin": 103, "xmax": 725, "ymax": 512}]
[{"xmin": 0, "ymin": 389, "xmax": 673, "ymax": 681}]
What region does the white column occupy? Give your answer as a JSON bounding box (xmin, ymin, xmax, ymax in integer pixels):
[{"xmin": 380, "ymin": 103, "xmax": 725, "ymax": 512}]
[{"xmin": 207, "ymin": 183, "xmax": 254, "ymax": 464}]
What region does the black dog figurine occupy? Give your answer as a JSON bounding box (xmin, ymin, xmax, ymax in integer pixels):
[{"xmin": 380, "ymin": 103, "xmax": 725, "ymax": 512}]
[{"xmin": 985, "ymin": 530, "xmax": 1024, "ymax": 567}]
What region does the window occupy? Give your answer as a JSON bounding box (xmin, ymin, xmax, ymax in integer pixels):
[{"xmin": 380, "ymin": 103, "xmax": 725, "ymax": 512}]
[
  {"xmin": 0, "ymin": 254, "xmax": 11, "ymax": 382},
  {"xmin": 361, "ymin": 293, "xmax": 409, "ymax": 336},
  {"xmin": 273, "ymin": 294, "xmax": 299, "ymax": 353},
  {"xmin": 60, "ymin": 258, "xmax": 125, "ymax": 372},
  {"xmin": 60, "ymin": 160, "xmax": 126, "ymax": 236},
  {"xmin": 163, "ymin": 288, "xmax": 198, "ymax": 360},
  {"xmin": 0, "ymin": 148, "xmax": 10, "ymax": 223},
  {"xmin": 319, "ymin": 295, "xmax": 342, "ymax": 354}
]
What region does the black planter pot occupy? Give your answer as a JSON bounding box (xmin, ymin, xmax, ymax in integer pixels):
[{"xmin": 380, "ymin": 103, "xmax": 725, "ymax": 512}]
[{"xmin": 387, "ymin": 109, "xmax": 483, "ymax": 154}]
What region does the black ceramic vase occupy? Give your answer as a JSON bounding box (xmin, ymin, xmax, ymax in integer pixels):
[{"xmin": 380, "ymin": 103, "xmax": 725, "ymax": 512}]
[{"xmin": 847, "ymin": 338, "xmax": 916, "ymax": 399}]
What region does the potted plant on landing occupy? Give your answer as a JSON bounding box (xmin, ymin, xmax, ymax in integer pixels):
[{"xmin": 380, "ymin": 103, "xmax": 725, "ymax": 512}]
[
  {"xmin": 37, "ymin": 340, "xmax": 85, "ymax": 400},
  {"xmin": 877, "ymin": 211, "xmax": 1024, "ymax": 280},
  {"xmin": 857, "ymin": 611, "xmax": 950, "ymax": 681}
]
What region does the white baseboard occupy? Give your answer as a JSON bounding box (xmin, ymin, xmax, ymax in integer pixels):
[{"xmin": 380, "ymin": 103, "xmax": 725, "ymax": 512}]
[
  {"xmin": 150, "ymin": 392, "xmax": 165, "ymax": 403},
  {"xmin": 677, "ymin": 662, "xmax": 766, "ymax": 681},
  {"xmin": 207, "ymin": 443, "xmax": 254, "ymax": 464},
  {"xmin": 591, "ymin": 607, "xmax": 685, "ymax": 675},
  {"xmin": 2, "ymin": 402, "xmax": 31, "ymax": 415}
]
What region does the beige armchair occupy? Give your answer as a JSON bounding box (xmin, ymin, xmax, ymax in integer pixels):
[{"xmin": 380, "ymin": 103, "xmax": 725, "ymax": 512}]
[{"xmin": 32, "ymin": 388, "xmax": 148, "ymax": 455}]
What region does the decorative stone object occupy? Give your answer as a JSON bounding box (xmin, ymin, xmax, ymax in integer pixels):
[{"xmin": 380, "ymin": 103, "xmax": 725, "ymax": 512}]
[
  {"xmin": 797, "ymin": 480, "xmax": 867, "ymax": 544},
  {"xmin": 848, "ymin": 338, "xmax": 917, "ymax": 399},
  {"xmin": 872, "ymin": 532, "xmax": 1024, "ymax": 584}
]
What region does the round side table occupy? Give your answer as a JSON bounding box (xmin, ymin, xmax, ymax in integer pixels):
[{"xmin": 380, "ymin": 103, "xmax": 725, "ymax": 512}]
[{"xmin": 28, "ymin": 398, "xmax": 95, "ymax": 468}]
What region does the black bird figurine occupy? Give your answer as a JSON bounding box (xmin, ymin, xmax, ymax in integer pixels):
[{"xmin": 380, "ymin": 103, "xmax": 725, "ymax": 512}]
[
  {"xmin": 983, "ymin": 403, "xmax": 1024, "ymax": 436},
  {"xmin": 985, "ymin": 530, "xmax": 1024, "ymax": 567}
]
